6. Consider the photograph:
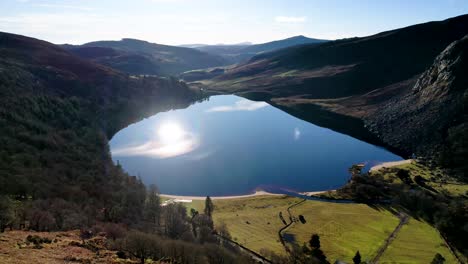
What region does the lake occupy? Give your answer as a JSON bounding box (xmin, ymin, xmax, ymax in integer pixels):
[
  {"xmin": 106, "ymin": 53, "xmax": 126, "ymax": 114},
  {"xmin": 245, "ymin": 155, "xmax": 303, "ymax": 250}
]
[{"xmin": 110, "ymin": 95, "xmax": 401, "ymax": 196}]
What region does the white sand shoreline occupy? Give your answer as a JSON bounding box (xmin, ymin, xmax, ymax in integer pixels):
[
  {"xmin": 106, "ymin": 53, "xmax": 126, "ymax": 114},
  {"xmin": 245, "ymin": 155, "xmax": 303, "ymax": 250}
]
[
  {"xmin": 160, "ymin": 189, "xmax": 335, "ymax": 201},
  {"xmin": 369, "ymin": 159, "xmax": 413, "ymax": 172},
  {"xmin": 160, "ymin": 160, "xmax": 414, "ymax": 201},
  {"xmin": 160, "ymin": 191, "xmax": 282, "ymax": 201}
]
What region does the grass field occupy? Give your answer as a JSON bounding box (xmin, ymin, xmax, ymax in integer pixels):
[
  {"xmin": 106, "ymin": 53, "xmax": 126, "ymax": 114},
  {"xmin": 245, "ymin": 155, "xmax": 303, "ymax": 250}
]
[
  {"xmin": 213, "ymin": 195, "xmax": 299, "ymax": 254},
  {"xmin": 171, "ymin": 193, "xmax": 461, "ymax": 263},
  {"xmin": 380, "ymin": 218, "xmax": 458, "ymax": 264},
  {"xmin": 286, "ymin": 201, "xmax": 400, "ymax": 263},
  {"xmin": 182, "ymin": 195, "xmax": 400, "ymax": 262}
]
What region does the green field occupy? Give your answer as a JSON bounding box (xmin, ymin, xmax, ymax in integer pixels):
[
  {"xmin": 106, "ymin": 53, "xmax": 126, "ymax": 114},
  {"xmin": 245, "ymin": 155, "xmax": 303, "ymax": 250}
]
[
  {"xmin": 285, "ymin": 200, "xmax": 399, "ymax": 262},
  {"xmin": 171, "ymin": 189, "xmax": 460, "ymax": 263},
  {"xmin": 380, "ymin": 218, "xmax": 458, "ymax": 264},
  {"xmin": 183, "ymin": 195, "xmax": 401, "ymax": 262},
  {"xmin": 213, "ymin": 195, "xmax": 298, "ymax": 254}
]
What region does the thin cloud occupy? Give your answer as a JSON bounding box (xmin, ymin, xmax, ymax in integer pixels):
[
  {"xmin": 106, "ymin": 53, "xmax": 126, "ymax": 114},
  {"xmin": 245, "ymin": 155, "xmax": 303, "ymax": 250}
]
[
  {"xmin": 275, "ymin": 16, "xmax": 307, "ymax": 23},
  {"xmin": 33, "ymin": 4, "xmax": 96, "ymax": 11},
  {"xmin": 205, "ymin": 100, "xmax": 268, "ymax": 113}
]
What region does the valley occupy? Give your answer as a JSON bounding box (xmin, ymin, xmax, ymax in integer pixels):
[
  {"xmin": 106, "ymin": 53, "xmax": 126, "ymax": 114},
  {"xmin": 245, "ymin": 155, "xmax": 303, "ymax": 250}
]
[{"xmin": 0, "ymin": 5, "xmax": 467, "ymax": 264}]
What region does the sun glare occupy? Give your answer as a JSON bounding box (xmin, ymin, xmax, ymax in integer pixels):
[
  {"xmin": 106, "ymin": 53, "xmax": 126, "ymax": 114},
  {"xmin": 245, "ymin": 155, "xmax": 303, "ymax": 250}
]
[{"xmin": 158, "ymin": 122, "xmax": 185, "ymax": 143}]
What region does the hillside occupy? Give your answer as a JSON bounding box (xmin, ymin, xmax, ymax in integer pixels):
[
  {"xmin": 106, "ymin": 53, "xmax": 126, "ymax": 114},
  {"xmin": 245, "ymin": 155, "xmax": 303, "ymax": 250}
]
[
  {"xmin": 193, "ymin": 35, "xmax": 328, "ymax": 64},
  {"xmin": 0, "ymin": 32, "xmax": 201, "ymax": 227},
  {"xmin": 367, "ymin": 35, "xmax": 468, "ymax": 176},
  {"xmin": 241, "ymin": 35, "xmax": 327, "ymax": 55},
  {"xmin": 67, "ymin": 46, "xmax": 162, "ymax": 75},
  {"xmin": 65, "ymin": 38, "xmax": 228, "ymax": 76},
  {"xmin": 204, "ymin": 14, "xmax": 468, "ymax": 176}
]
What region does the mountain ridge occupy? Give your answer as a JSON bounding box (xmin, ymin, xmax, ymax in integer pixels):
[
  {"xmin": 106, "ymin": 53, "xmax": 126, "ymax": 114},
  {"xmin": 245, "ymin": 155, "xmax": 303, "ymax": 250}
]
[
  {"xmin": 63, "ymin": 38, "xmax": 229, "ymax": 76},
  {"xmin": 203, "ymin": 14, "xmax": 468, "ymax": 175}
]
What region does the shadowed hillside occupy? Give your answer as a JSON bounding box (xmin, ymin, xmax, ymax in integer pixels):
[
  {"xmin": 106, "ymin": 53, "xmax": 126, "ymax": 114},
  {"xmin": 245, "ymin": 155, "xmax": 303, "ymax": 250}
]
[
  {"xmin": 64, "ymin": 38, "xmax": 228, "ymax": 76},
  {"xmin": 204, "ymin": 15, "xmax": 468, "ymax": 176},
  {"xmin": 193, "ymin": 35, "xmax": 328, "ymax": 64},
  {"xmin": 0, "ymin": 32, "xmax": 202, "ymax": 226}
]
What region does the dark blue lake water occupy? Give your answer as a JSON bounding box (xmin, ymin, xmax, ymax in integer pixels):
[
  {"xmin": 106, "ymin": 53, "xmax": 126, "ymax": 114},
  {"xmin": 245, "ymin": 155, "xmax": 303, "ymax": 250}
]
[{"xmin": 110, "ymin": 95, "xmax": 401, "ymax": 196}]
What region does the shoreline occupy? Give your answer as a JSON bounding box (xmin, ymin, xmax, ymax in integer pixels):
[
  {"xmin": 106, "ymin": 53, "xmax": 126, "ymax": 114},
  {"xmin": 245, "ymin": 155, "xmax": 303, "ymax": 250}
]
[
  {"xmin": 160, "ymin": 190, "xmax": 333, "ymax": 201},
  {"xmin": 160, "ymin": 160, "xmax": 413, "ymax": 202},
  {"xmin": 160, "ymin": 191, "xmax": 283, "ymax": 201},
  {"xmin": 369, "ymin": 159, "xmax": 413, "ymax": 172}
]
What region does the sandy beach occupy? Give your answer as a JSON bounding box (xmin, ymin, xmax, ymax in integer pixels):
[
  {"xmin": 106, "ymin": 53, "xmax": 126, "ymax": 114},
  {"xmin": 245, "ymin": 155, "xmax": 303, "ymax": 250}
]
[
  {"xmin": 369, "ymin": 159, "xmax": 413, "ymax": 172},
  {"xmin": 299, "ymin": 190, "xmax": 336, "ymax": 196},
  {"xmin": 160, "ymin": 160, "xmax": 414, "ymax": 202},
  {"xmin": 160, "ymin": 190, "xmax": 283, "ymax": 201},
  {"xmin": 160, "ymin": 189, "xmax": 337, "ymax": 201}
]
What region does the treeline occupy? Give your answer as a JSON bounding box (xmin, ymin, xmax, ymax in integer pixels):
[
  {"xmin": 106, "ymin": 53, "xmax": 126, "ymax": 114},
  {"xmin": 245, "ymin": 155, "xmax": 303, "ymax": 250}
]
[{"xmin": 0, "ymin": 33, "xmax": 205, "ymax": 230}]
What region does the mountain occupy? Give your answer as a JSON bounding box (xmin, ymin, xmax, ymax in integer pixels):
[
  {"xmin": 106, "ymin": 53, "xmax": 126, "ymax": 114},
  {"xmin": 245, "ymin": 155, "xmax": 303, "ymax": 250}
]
[
  {"xmin": 178, "ymin": 36, "xmax": 328, "ymax": 81},
  {"xmin": 204, "ymin": 14, "xmax": 468, "ymax": 175},
  {"xmin": 67, "ymin": 46, "xmax": 163, "ymax": 75},
  {"xmin": 192, "ymin": 35, "xmax": 328, "ymax": 64},
  {"xmin": 64, "ymin": 38, "xmax": 229, "ymax": 76},
  {"xmin": 179, "ymin": 42, "xmax": 252, "ymax": 48},
  {"xmin": 367, "ymin": 35, "xmax": 468, "ymax": 175},
  {"xmin": 241, "ymin": 35, "xmax": 327, "ymax": 54},
  {"xmin": 0, "ymin": 32, "xmax": 201, "ymax": 226}
]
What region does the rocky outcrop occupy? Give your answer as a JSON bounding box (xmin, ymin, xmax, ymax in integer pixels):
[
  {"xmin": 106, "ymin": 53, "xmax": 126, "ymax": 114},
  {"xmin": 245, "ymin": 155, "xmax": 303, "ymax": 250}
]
[{"xmin": 366, "ymin": 35, "xmax": 468, "ymax": 176}]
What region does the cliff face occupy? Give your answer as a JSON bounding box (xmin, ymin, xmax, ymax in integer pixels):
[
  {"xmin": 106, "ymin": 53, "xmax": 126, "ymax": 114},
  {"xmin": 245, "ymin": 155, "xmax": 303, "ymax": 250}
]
[{"xmin": 367, "ymin": 35, "xmax": 468, "ymax": 176}]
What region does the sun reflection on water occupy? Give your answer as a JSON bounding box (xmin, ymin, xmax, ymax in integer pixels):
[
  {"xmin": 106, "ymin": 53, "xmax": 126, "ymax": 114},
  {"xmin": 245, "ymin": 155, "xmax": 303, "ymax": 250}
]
[{"xmin": 112, "ymin": 121, "xmax": 198, "ymax": 159}]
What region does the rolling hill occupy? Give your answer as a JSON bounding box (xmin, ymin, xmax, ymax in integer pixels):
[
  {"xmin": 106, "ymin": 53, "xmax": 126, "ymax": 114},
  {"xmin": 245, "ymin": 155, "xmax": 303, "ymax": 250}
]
[
  {"xmin": 193, "ymin": 35, "xmax": 328, "ymax": 64},
  {"xmin": 64, "ymin": 38, "xmax": 229, "ymax": 76}
]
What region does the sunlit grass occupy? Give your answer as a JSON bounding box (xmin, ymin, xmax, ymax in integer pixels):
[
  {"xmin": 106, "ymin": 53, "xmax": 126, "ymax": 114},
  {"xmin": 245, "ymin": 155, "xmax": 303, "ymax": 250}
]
[{"xmin": 380, "ymin": 218, "xmax": 458, "ymax": 264}]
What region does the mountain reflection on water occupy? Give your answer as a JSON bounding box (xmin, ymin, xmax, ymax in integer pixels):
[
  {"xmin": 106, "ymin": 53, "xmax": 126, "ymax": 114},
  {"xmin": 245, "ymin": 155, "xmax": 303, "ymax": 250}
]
[{"xmin": 110, "ymin": 95, "xmax": 402, "ymax": 196}]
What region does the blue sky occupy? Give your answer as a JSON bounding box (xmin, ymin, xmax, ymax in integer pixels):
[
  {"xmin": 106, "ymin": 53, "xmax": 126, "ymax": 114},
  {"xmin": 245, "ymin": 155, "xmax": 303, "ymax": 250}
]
[{"xmin": 0, "ymin": 0, "xmax": 467, "ymax": 45}]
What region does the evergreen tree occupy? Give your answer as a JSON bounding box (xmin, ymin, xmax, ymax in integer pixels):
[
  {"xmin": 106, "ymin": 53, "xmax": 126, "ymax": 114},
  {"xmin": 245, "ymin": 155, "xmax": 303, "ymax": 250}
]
[
  {"xmin": 309, "ymin": 234, "xmax": 321, "ymax": 249},
  {"xmin": 353, "ymin": 251, "xmax": 361, "ymax": 264},
  {"xmin": 204, "ymin": 196, "xmax": 214, "ymax": 217},
  {"xmin": 431, "ymin": 253, "xmax": 445, "ymax": 264}
]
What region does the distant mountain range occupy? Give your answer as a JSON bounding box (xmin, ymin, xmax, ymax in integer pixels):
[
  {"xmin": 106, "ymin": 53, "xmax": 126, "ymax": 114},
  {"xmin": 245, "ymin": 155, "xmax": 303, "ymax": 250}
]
[
  {"xmin": 62, "ymin": 38, "xmax": 229, "ymax": 76},
  {"xmin": 178, "ymin": 35, "xmax": 328, "ymax": 81},
  {"xmin": 62, "ymin": 36, "xmax": 327, "ymax": 76},
  {"xmin": 204, "ymin": 14, "xmax": 468, "ymax": 176},
  {"xmin": 192, "ymin": 35, "xmax": 328, "ymax": 63},
  {"xmin": 179, "ymin": 42, "xmax": 253, "ymax": 48}
]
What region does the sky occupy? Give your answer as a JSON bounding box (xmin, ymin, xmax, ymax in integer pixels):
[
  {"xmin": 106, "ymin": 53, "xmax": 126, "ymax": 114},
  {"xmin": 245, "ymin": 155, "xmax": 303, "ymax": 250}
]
[{"xmin": 0, "ymin": 0, "xmax": 467, "ymax": 45}]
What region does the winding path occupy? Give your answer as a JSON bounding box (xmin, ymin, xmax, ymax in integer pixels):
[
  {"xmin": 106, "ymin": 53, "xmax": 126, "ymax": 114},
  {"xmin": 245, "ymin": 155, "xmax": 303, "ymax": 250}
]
[
  {"xmin": 278, "ymin": 198, "xmax": 306, "ymax": 253},
  {"xmin": 369, "ymin": 212, "xmax": 409, "ymax": 264}
]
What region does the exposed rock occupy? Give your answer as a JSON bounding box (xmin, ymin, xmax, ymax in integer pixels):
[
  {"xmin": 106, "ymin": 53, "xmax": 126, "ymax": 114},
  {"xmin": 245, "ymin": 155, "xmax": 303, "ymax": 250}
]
[{"xmin": 367, "ymin": 35, "xmax": 468, "ymax": 177}]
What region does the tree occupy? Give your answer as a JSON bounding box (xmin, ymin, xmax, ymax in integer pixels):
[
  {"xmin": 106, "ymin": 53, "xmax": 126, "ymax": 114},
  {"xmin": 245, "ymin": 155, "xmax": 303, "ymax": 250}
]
[
  {"xmin": 0, "ymin": 196, "xmax": 14, "ymax": 232},
  {"xmin": 104, "ymin": 223, "xmax": 126, "ymax": 241},
  {"xmin": 190, "ymin": 208, "xmax": 199, "ymax": 219},
  {"xmin": 309, "ymin": 234, "xmax": 321, "ymax": 249},
  {"xmin": 143, "ymin": 184, "xmax": 161, "ymax": 231},
  {"xmin": 124, "ymin": 231, "xmax": 159, "ymax": 264},
  {"xmin": 396, "ymin": 169, "xmax": 413, "ymax": 184},
  {"xmin": 353, "ymin": 251, "xmax": 361, "ymax": 264},
  {"xmin": 163, "ymin": 203, "xmax": 189, "ymax": 239},
  {"xmin": 204, "ymin": 196, "xmax": 214, "ymax": 217},
  {"xmin": 311, "ymin": 248, "xmax": 327, "ymax": 263},
  {"xmin": 431, "ymin": 253, "xmax": 445, "ymax": 264}
]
